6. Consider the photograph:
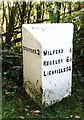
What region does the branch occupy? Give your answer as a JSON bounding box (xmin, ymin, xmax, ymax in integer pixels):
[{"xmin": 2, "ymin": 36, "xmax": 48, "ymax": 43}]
[
  {"xmin": 32, "ymin": 19, "xmax": 50, "ymax": 23},
  {"xmin": 2, "ymin": 25, "xmax": 22, "ymax": 36}
]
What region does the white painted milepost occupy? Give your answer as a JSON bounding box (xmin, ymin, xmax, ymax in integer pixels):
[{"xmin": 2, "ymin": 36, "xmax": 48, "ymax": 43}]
[{"xmin": 22, "ymin": 23, "xmax": 74, "ymax": 107}]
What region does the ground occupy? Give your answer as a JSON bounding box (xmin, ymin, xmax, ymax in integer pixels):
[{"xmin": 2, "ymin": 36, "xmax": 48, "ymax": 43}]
[{"xmin": 2, "ymin": 69, "xmax": 84, "ymax": 119}]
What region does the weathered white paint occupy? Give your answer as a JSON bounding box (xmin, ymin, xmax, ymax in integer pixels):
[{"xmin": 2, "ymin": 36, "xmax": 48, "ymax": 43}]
[{"xmin": 22, "ymin": 23, "xmax": 73, "ymax": 107}]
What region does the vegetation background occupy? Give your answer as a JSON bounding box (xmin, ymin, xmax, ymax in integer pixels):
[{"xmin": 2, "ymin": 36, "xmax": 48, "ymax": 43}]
[{"xmin": 0, "ymin": 1, "xmax": 84, "ymax": 119}]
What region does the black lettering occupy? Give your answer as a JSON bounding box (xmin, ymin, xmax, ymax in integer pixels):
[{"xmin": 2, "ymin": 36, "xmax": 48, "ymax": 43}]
[
  {"xmin": 61, "ymin": 59, "xmax": 63, "ymax": 63},
  {"xmin": 57, "ymin": 70, "xmax": 59, "ymax": 73},
  {"xmin": 46, "ymin": 61, "xmax": 49, "ymax": 66},
  {"xmin": 61, "ymin": 49, "xmax": 63, "ymax": 53},
  {"xmin": 59, "ymin": 49, "xmax": 60, "ymax": 53},
  {"xmin": 44, "ymin": 71, "xmax": 46, "ymax": 76},
  {"xmin": 61, "ymin": 69, "xmax": 63, "ymax": 73},
  {"xmin": 26, "ymin": 47, "xmax": 28, "ymax": 51},
  {"xmin": 23, "ymin": 46, "xmax": 40, "ymax": 56},
  {"xmin": 37, "ymin": 49, "xmax": 40, "ymax": 55},
  {"xmin": 55, "ymin": 70, "xmax": 56, "ymax": 73},
  {"xmin": 52, "ymin": 70, "xmax": 54, "ymax": 75},
  {"xmin": 34, "ymin": 50, "xmax": 36, "ymax": 54},
  {"xmin": 64, "ymin": 68, "xmax": 66, "ymax": 72},
  {"xmin": 43, "ymin": 66, "xmax": 72, "ymax": 77},
  {"xmin": 58, "ymin": 59, "xmax": 60, "ymax": 64},
  {"xmin": 30, "ymin": 48, "xmax": 32, "ymax": 53},
  {"xmin": 70, "ymin": 47, "xmax": 72, "ymax": 52},
  {"xmin": 49, "ymin": 71, "xmax": 51, "ymax": 75},
  {"xmin": 66, "ymin": 56, "xmax": 69, "ymax": 62},
  {"xmin": 32, "ymin": 49, "xmax": 35, "ymax": 53},
  {"xmin": 55, "ymin": 60, "xmax": 57, "ymax": 64},
  {"xmin": 48, "ymin": 51, "xmax": 49, "ymax": 55},
  {"xmin": 43, "ymin": 49, "xmax": 64, "ymax": 56},
  {"xmin": 50, "ymin": 61, "xmax": 52, "ymax": 65},
  {"xmin": 53, "ymin": 50, "xmax": 55, "ymax": 54},
  {"xmin": 43, "ymin": 61, "xmax": 46, "ymax": 66},
  {"xmin": 66, "ymin": 67, "xmax": 68, "ymax": 71},
  {"xmin": 69, "ymin": 66, "xmax": 71, "ymax": 71},
  {"xmin": 56, "ymin": 50, "xmax": 58, "ymax": 54},
  {"xmin": 30, "ymin": 48, "xmax": 32, "ymax": 52},
  {"xmin": 66, "ymin": 56, "xmax": 72, "ymax": 62},
  {"xmin": 50, "ymin": 51, "xmax": 52, "ymax": 55},
  {"xmin": 59, "ymin": 69, "xmax": 61, "ymax": 73},
  {"xmin": 53, "ymin": 60, "xmax": 54, "ymax": 64},
  {"xmin": 43, "ymin": 50, "xmax": 47, "ymax": 56}
]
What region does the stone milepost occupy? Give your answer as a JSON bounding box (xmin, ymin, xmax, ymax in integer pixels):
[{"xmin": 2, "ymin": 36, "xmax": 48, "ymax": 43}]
[{"xmin": 22, "ymin": 24, "xmax": 74, "ymax": 107}]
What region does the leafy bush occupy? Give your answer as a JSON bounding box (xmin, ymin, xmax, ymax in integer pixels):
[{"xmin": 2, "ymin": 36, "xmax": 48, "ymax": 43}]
[{"xmin": 2, "ymin": 45, "xmax": 23, "ymax": 86}]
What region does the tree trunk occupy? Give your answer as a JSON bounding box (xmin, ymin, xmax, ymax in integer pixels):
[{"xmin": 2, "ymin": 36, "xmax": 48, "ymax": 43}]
[
  {"xmin": 42, "ymin": 2, "xmax": 45, "ymax": 20},
  {"xmin": 56, "ymin": 2, "xmax": 61, "ymax": 23},
  {"xmin": 27, "ymin": 2, "xmax": 32, "ymax": 23},
  {"xmin": 68, "ymin": 3, "xmax": 71, "ymax": 15},
  {"xmin": 36, "ymin": 3, "xmax": 41, "ymax": 22},
  {"xmin": 21, "ymin": 2, "xmax": 26, "ymax": 24}
]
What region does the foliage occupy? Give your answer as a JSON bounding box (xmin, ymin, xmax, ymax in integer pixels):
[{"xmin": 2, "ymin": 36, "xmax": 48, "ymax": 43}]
[
  {"xmin": 1, "ymin": 1, "xmax": 84, "ymax": 119},
  {"xmin": 2, "ymin": 45, "xmax": 23, "ymax": 87}
]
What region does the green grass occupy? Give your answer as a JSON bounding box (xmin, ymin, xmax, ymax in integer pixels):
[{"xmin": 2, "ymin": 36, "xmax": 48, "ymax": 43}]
[
  {"xmin": 2, "ymin": 71, "xmax": 84, "ymax": 119},
  {"xmin": 0, "ymin": 81, "xmax": 2, "ymax": 120}
]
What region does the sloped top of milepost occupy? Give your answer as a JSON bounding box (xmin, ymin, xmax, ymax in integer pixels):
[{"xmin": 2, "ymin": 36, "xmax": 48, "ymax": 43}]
[{"xmin": 22, "ymin": 23, "xmax": 73, "ymax": 46}]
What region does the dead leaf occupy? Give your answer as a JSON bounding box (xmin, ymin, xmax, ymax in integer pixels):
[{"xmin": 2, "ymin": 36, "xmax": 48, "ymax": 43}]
[
  {"xmin": 75, "ymin": 115, "xmax": 80, "ymax": 118},
  {"xmin": 70, "ymin": 115, "xmax": 73, "ymax": 118},
  {"xmin": 32, "ymin": 110, "xmax": 40, "ymax": 114},
  {"xmin": 25, "ymin": 108, "xmax": 28, "ymax": 112},
  {"xmin": 20, "ymin": 116, "xmax": 24, "ymax": 119}
]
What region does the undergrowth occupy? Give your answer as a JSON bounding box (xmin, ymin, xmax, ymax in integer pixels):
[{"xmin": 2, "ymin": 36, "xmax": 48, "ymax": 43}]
[{"xmin": 2, "ymin": 45, "xmax": 84, "ymax": 119}]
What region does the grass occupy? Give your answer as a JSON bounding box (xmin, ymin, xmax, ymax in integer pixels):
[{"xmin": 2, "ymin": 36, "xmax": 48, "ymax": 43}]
[{"xmin": 2, "ymin": 70, "xmax": 84, "ymax": 120}]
